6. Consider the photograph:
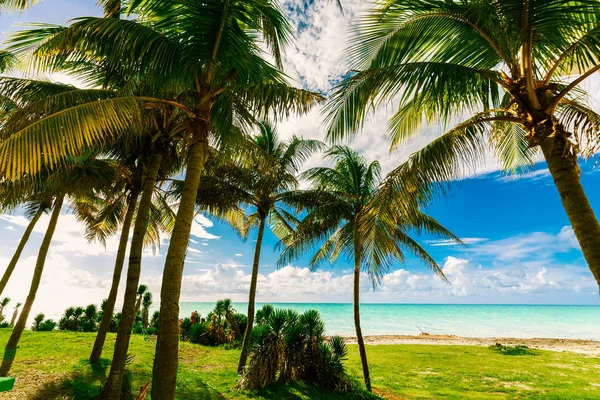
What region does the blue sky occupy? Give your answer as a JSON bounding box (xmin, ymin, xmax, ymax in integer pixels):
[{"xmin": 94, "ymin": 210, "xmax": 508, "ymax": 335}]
[{"xmin": 0, "ymin": 0, "xmax": 599, "ymax": 318}]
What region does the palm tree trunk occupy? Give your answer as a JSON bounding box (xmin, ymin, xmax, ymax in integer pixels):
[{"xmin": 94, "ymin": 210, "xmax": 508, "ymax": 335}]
[
  {"xmin": 0, "ymin": 194, "xmax": 64, "ymax": 377},
  {"xmin": 142, "ymin": 308, "xmax": 149, "ymax": 328},
  {"xmin": 0, "ymin": 206, "xmax": 44, "ymax": 297},
  {"xmin": 353, "ymin": 237, "xmax": 371, "ymax": 392},
  {"xmin": 151, "ymin": 124, "xmax": 209, "ymax": 400},
  {"xmin": 540, "ymin": 133, "xmax": 600, "ymax": 287},
  {"xmin": 237, "ymin": 213, "xmax": 266, "ymax": 374},
  {"xmin": 90, "ymin": 189, "xmax": 139, "ymax": 364},
  {"xmin": 102, "ymin": 152, "xmax": 163, "ymax": 399},
  {"xmin": 9, "ymin": 306, "xmax": 19, "ymax": 327},
  {"xmin": 134, "ymin": 295, "xmax": 143, "ymax": 315}
]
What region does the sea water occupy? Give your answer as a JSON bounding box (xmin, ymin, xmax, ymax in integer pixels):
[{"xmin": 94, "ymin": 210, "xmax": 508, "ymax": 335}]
[{"xmin": 179, "ymin": 303, "xmax": 600, "ymax": 340}]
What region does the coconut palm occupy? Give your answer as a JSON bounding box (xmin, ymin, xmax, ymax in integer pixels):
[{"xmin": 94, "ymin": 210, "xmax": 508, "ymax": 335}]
[
  {"xmin": 1, "ymin": 1, "xmax": 321, "ymax": 394},
  {"xmin": 0, "ymin": 204, "xmax": 46, "ymax": 298},
  {"xmin": 326, "ymin": 0, "xmax": 600, "ymax": 287},
  {"xmin": 0, "ymin": 153, "xmax": 123, "ymax": 377},
  {"xmin": 9, "ymin": 302, "xmax": 20, "ymax": 327},
  {"xmin": 0, "ymin": 298, "xmax": 9, "ymax": 322},
  {"xmin": 141, "ymin": 292, "xmax": 152, "ymax": 329},
  {"xmin": 134, "ymin": 285, "xmax": 148, "ymax": 316},
  {"xmin": 230, "ymin": 122, "xmax": 324, "ymax": 373},
  {"xmin": 279, "ymin": 146, "xmax": 459, "ymax": 391},
  {"xmin": 0, "ymin": 77, "xmax": 86, "ymax": 298}
]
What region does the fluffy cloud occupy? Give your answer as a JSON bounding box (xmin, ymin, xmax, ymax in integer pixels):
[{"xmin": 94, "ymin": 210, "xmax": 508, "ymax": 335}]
[{"xmin": 469, "ymin": 226, "xmax": 581, "ymax": 261}]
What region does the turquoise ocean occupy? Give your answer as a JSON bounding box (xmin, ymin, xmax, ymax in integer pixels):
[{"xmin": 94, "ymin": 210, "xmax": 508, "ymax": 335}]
[{"xmin": 179, "ymin": 303, "xmax": 600, "ymax": 340}]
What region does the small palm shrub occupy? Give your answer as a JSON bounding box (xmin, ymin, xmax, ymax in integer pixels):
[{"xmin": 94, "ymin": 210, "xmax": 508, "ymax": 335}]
[
  {"xmin": 179, "ymin": 300, "xmax": 245, "ymax": 346},
  {"xmin": 31, "ymin": 313, "xmax": 56, "ymax": 331},
  {"xmin": 58, "ymin": 304, "xmax": 98, "ymax": 332},
  {"xmin": 234, "ymin": 313, "xmax": 248, "ymax": 335},
  {"xmin": 31, "ymin": 313, "xmax": 45, "ymax": 331},
  {"xmin": 240, "ymin": 306, "xmax": 350, "ymax": 391},
  {"xmin": 37, "ymin": 319, "xmax": 57, "ymax": 332}
]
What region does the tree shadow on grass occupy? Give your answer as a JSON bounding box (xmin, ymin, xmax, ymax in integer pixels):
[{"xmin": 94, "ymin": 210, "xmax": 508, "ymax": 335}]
[{"xmin": 28, "ymin": 358, "xmax": 108, "ymax": 400}]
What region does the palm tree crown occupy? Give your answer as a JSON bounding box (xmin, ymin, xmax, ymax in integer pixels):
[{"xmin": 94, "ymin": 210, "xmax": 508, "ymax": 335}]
[{"xmin": 325, "ymin": 0, "xmax": 600, "ymax": 287}]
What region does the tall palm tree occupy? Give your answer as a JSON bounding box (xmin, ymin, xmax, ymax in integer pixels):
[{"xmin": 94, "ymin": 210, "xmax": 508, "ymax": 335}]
[
  {"xmin": 134, "ymin": 284, "xmax": 148, "ymax": 315},
  {"xmin": 141, "ymin": 291, "xmax": 152, "ymax": 329},
  {"xmin": 1, "ymin": 2, "xmax": 322, "ymax": 396},
  {"xmin": 279, "ymin": 146, "xmax": 459, "ymax": 391},
  {"xmin": 0, "ymin": 153, "xmax": 123, "ymax": 377},
  {"xmin": 326, "ymin": 0, "xmax": 600, "ymax": 287},
  {"xmin": 0, "ymin": 76, "xmax": 91, "ymax": 298},
  {"xmin": 9, "ymin": 302, "xmax": 21, "ymax": 327},
  {"xmin": 0, "ymin": 204, "xmax": 46, "ymax": 297},
  {"xmin": 233, "ymin": 122, "xmax": 324, "ymax": 373}
]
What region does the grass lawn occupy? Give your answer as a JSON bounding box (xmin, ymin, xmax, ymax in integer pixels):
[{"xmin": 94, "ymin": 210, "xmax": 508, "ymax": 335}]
[{"xmin": 0, "ymin": 330, "xmax": 599, "ymax": 399}]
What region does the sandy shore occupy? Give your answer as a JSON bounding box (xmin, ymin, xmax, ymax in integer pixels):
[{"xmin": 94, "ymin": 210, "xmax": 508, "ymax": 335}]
[{"xmin": 342, "ymin": 334, "xmax": 600, "ymax": 355}]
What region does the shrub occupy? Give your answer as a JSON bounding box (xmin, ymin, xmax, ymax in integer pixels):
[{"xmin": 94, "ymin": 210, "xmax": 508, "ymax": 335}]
[
  {"xmin": 150, "ymin": 311, "xmax": 160, "ymax": 330},
  {"xmin": 189, "ymin": 322, "xmax": 209, "ymax": 345},
  {"xmin": 31, "ymin": 313, "xmax": 45, "ymax": 331},
  {"xmin": 37, "ymin": 319, "xmax": 57, "ymax": 332},
  {"xmin": 179, "ymin": 304, "xmax": 244, "ymax": 347},
  {"xmin": 0, "ymin": 322, "xmax": 10, "ymax": 329},
  {"xmin": 489, "ymin": 343, "xmax": 538, "ymax": 356},
  {"xmin": 234, "ymin": 313, "xmax": 248, "ymax": 335},
  {"xmin": 240, "ymin": 307, "xmax": 349, "ymax": 391},
  {"xmin": 180, "ymin": 317, "xmax": 192, "ymax": 341}
]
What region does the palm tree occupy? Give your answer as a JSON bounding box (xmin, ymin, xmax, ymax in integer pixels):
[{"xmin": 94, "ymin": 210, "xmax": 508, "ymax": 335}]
[
  {"xmin": 326, "ymin": 0, "xmax": 600, "ymax": 287},
  {"xmin": 233, "ymin": 122, "xmax": 324, "ymax": 373},
  {"xmin": 0, "ymin": 204, "xmax": 46, "ymax": 297},
  {"xmin": 9, "ymin": 303, "xmax": 21, "ymax": 327},
  {"xmin": 0, "ymin": 153, "xmax": 123, "ymax": 377},
  {"xmin": 222, "ymin": 299, "xmax": 240, "ymax": 338},
  {"xmin": 279, "ymin": 146, "xmax": 459, "ymax": 391},
  {"xmin": 0, "ymin": 298, "xmax": 9, "ymax": 322},
  {"xmin": 141, "ymin": 292, "xmax": 152, "ymax": 329},
  {"xmin": 0, "ymin": 77, "xmax": 81, "ymax": 298},
  {"xmin": 134, "ymin": 285, "xmax": 148, "ymax": 316},
  {"xmin": 84, "ymin": 304, "xmax": 98, "ymax": 326},
  {"xmin": 2, "ymin": 1, "xmax": 322, "ymax": 395}
]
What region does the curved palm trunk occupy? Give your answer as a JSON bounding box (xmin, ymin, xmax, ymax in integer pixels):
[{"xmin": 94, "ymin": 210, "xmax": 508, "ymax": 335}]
[
  {"xmin": 237, "ymin": 214, "xmax": 267, "ymax": 373},
  {"xmin": 0, "ymin": 206, "xmax": 44, "ymax": 297},
  {"xmin": 540, "ymin": 132, "xmax": 600, "ymax": 287},
  {"xmin": 353, "ymin": 237, "xmax": 371, "ymax": 392},
  {"xmin": 151, "ymin": 125, "xmax": 208, "ymax": 399},
  {"xmin": 0, "ymin": 195, "xmax": 64, "ymax": 377},
  {"xmin": 142, "ymin": 307, "xmax": 149, "ymax": 328},
  {"xmin": 102, "ymin": 152, "xmax": 163, "ymax": 399},
  {"xmin": 9, "ymin": 306, "xmax": 19, "ymax": 327},
  {"xmin": 90, "ymin": 189, "xmax": 139, "ymax": 364}
]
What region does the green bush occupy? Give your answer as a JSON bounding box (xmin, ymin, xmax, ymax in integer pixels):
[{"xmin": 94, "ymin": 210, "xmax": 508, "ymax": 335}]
[
  {"xmin": 189, "ymin": 322, "xmax": 209, "ymax": 345},
  {"xmin": 489, "ymin": 343, "xmax": 538, "ymax": 356},
  {"xmin": 37, "ymin": 319, "xmax": 57, "ymax": 332},
  {"xmin": 234, "ymin": 313, "xmax": 248, "ymax": 335},
  {"xmin": 31, "ymin": 313, "xmax": 45, "ymax": 331},
  {"xmin": 240, "ymin": 306, "xmax": 349, "ymax": 391}
]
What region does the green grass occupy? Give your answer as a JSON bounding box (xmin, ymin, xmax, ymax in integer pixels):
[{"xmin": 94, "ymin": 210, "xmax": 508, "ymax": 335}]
[{"xmin": 0, "ymin": 330, "xmax": 599, "ymax": 399}]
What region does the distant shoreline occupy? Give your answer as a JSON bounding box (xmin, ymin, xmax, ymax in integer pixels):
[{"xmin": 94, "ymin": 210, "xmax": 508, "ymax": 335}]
[{"xmin": 343, "ymin": 334, "xmax": 600, "ymax": 355}]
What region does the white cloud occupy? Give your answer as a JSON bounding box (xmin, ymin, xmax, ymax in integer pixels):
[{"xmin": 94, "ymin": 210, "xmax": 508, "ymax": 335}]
[
  {"xmin": 426, "ymin": 238, "xmax": 488, "ymax": 247},
  {"xmin": 470, "ymin": 226, "xmax": 581, "ymax": 261},
  {"xmin": 190, "ymin": 215, "xmax": 219, "ymax": 240}
]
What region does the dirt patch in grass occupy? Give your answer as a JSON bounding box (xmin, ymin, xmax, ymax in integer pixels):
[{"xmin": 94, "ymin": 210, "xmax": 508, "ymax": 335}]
[
  {"xmin": 0, "ymin": 370, "xmax": 71, "ymax": 400},
  {"xmin": 373, "ymin": 387, "xmax": 408, "ymax": 400}
]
